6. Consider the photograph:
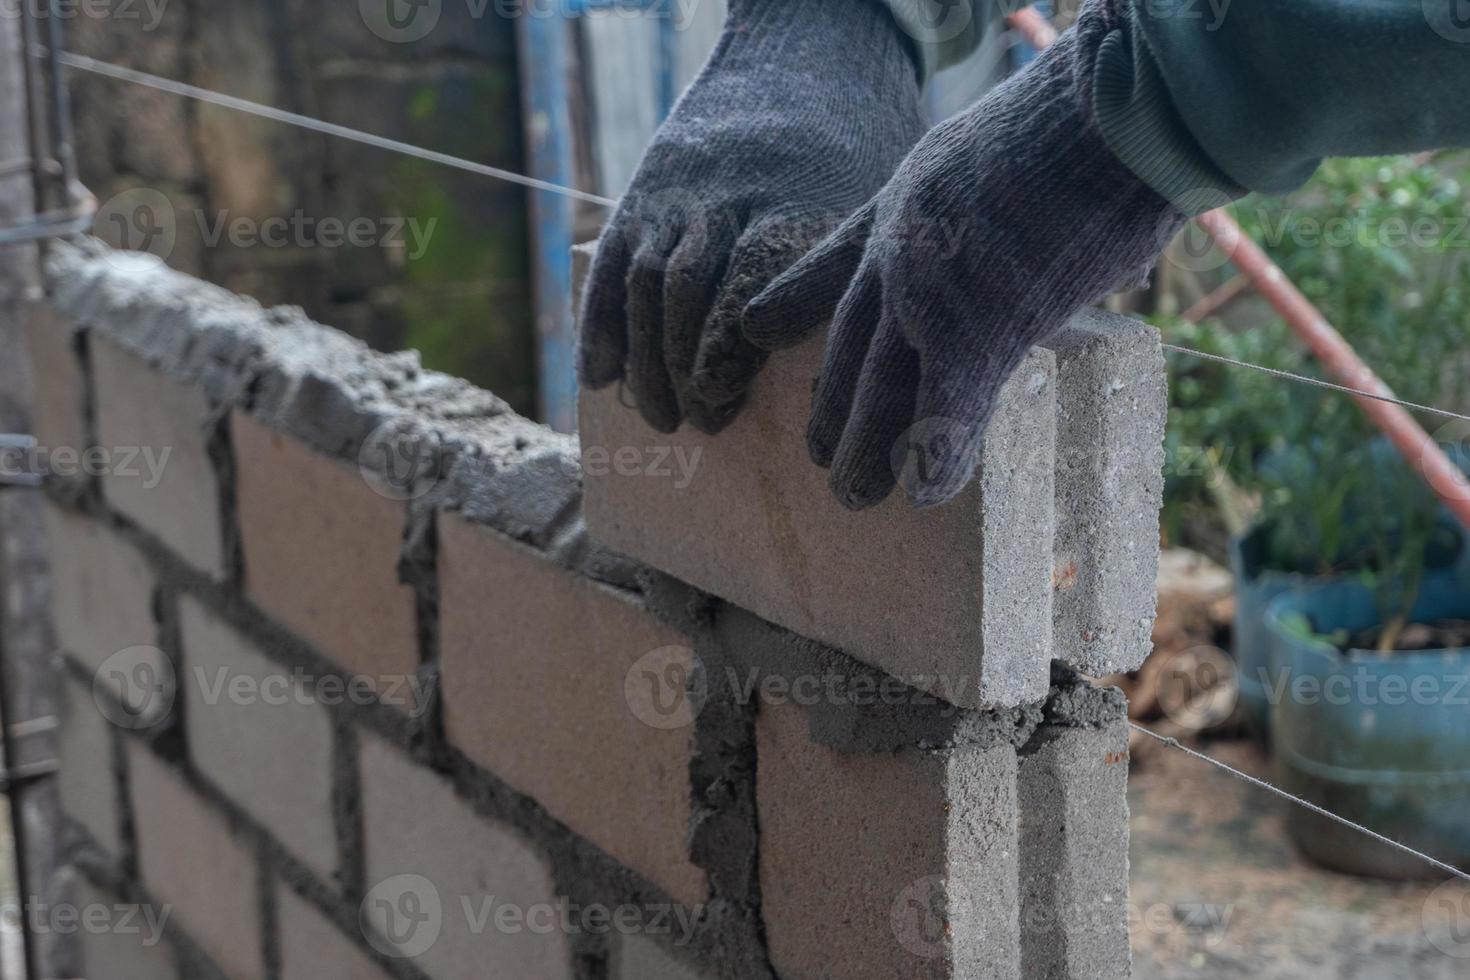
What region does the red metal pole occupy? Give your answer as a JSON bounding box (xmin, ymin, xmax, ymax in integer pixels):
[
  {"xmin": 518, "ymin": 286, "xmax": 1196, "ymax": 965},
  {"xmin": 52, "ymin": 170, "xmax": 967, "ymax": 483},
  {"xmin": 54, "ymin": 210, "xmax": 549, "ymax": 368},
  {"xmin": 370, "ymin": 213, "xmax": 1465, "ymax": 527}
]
[{"xmin": 1006, "ymin": 7, "xmax": 1470, "ymax": 529}]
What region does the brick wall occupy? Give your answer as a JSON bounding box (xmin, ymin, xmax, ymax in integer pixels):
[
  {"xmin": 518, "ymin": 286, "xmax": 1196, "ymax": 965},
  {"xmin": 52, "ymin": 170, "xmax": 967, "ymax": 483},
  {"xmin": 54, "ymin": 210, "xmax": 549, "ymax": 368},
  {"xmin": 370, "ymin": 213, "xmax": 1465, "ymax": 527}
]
[{"xmin": 27, "ymin": 237, "xmax": 1154, "ymax": 979}]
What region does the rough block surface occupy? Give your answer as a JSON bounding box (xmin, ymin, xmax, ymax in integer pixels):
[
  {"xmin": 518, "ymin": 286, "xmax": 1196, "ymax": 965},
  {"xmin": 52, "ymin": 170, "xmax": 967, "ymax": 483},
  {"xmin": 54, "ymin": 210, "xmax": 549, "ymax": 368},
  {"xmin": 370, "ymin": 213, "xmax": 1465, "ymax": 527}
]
[
  {"xmin": 127, "ymin": 740, "xmax": 265, "ymax": 980},
  {"xmin": 180, "ymin": 595, "xmax": 337, "ymax": 879},
  {"xmin": 438, "ymin": 514, "xmax": 706, "ymax": 906},
  {"xmin": 1044, "ymin": 310, "xmax": 1166, "ymax": 675},
  {"xmin": 92, "ymin": 334, "xmax": 225, "ymax": 577},
  {"xmin": 358, "ymin": 732, "xmax": 575, "ymax": 980},
  {"xmin": 232, "ymin": 411, "xmax": 419, "ymax": 685},
  {"xmin": 577, "ymin": 248, "xmax": 1056, "ymax": 709},
  {"xmin": 757, "ymin": 701, "xmax": 1021, "ymax": 980},
  {"xmin": 1017, "ymin": 720, "xmax": 1131, "ymax": 980}
]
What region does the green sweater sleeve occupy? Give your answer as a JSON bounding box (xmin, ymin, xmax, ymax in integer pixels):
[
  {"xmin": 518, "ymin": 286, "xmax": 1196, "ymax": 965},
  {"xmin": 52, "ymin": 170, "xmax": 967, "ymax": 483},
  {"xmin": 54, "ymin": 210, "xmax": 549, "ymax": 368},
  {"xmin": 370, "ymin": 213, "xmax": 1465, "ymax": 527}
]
[
  {"xmin": 881, "ymin": 0, "xmax": 1470, "ymax": 212},
  {"xmin": 1098, "ymin": 0, "xmax": 1470, "ymax": 209}
]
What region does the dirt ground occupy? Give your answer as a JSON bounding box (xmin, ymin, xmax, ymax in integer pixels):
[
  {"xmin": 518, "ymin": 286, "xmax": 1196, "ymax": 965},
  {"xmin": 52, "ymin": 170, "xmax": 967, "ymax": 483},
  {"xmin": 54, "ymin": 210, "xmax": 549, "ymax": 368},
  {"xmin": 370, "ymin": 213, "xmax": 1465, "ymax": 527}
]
[{"xmin": 1128, "ymin": 738, "xmax": 1470, "ymax": 979}]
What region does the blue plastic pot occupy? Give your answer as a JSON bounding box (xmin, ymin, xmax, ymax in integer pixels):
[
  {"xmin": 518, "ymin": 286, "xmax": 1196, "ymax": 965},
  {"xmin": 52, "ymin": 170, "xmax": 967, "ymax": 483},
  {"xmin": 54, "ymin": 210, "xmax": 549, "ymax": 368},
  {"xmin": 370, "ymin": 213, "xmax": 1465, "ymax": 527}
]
[{"xmin": 1264, "ymin": 573, "xmax": 1470, "ymax": 878}]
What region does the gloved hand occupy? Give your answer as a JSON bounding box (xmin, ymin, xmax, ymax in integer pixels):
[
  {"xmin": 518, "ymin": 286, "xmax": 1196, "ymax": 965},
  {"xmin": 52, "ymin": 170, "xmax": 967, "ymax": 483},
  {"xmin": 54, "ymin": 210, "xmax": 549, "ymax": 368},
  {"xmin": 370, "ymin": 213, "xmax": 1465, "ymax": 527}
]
[
  {"xmin": 744, "ymin": 0, "xmax": 1189, "ymax": 509},
  {"xmin": 577, "ymin": 0, "xmax": 928, "ymax": 434}
]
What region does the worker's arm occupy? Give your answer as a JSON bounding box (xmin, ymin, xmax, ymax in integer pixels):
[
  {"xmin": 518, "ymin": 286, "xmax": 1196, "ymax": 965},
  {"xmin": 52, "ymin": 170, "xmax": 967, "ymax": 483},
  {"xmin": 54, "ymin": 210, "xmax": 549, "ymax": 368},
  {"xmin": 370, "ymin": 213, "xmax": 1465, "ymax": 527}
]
[{"xmin": 886, "ymin": 0, "xmax": 1470, "ymax": 207}]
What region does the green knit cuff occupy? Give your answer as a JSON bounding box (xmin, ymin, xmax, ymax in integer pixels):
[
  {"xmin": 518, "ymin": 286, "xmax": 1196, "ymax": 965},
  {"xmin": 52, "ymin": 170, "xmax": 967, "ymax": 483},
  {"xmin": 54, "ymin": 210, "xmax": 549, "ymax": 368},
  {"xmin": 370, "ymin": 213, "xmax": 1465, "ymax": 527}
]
[{"xmin": 1091, "ymin": 8, "xmax": 1245, "ymax": 215}]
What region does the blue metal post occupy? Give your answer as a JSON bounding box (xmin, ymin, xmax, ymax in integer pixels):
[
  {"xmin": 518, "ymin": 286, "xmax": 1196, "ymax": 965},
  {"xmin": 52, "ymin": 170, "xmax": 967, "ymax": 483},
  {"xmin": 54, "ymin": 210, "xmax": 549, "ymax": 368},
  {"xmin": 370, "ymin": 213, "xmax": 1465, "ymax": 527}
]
[{"xmin": 518, "ymin": 11, "xmax": 579, "ymax": 433}]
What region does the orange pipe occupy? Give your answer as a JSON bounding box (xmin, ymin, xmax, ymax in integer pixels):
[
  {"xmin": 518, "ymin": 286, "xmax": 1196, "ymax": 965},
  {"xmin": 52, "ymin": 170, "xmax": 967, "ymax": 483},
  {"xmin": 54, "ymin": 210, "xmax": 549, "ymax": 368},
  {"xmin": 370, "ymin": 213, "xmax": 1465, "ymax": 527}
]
[{"xmin": 1005, "ymin": 7, "xmax": 1470, "ymax": 530}]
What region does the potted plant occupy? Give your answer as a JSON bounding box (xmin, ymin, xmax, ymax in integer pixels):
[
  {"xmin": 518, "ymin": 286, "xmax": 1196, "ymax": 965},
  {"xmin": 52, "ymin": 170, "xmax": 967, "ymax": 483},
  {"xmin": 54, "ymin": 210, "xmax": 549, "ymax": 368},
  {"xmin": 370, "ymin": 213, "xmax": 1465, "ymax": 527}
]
[{"xmin": 1264, "ymin": 573, "xmax": 1470, "ymax": 877}]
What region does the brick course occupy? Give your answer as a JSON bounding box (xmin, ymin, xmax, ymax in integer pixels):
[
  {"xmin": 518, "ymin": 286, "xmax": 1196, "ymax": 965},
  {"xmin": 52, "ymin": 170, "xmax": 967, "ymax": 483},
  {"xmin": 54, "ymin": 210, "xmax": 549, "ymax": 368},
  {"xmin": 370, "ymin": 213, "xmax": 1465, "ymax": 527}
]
[
  {"xmin": 127, "ymin": 740, "xmax": 265, "ymax": 980},
  {"xmin": 57, "ymin": 672, "xmax": 120, "ymax": 853},
  {"xmin": 91, "ymin": 335, "xmax": 226, "ymax": 577},
  {"xmin": 438, "ymin": 513, "xmax": 707, "ymax": 907},
  {"xmin": 232, "ymin": 411, "xmax": 419, "ymax": 688},
  {"xmin": 276, "ymin": 880, "xmax": 393, "ymax": 980},
  {"xmin": 358, "ymin": 732, "xmax": 575, "ymax": 980},
  {"xmin": 180, "ymin": 594, "xmax": 338, "ymax": 880}
]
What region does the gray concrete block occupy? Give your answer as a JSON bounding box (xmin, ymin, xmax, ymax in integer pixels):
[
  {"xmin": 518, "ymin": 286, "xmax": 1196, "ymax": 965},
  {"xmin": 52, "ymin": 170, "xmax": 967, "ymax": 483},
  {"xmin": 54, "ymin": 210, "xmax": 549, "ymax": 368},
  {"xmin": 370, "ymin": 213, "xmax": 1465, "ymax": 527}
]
[
  {"xmin": 1017, "ymin": 720, "xmax": 1131, "ymax": 980},
  {"xmin": 92, "ymin": 335, "xmax": 226, "ymax": 577},
  {"xmin": 357, "ymin": 732, "xmax": 575, "ymax": 979},
  {"xmin": 127, "ymin": 740, "xmax": 265, "ymax": 980},
  {"xmin": 1043, "ymin": 310, "xmax": 1166, "ymax": 675},
  {"xmin": 757, "ymin": 700, "xmax": 1021, "ymax": 980},
  {"xmin": 575, "ymin": 246, "xmax": 1056, "ymax": 709},
  {"xmin": 180, "ymin": 595, "xmax": 338, "ymax": 880}
]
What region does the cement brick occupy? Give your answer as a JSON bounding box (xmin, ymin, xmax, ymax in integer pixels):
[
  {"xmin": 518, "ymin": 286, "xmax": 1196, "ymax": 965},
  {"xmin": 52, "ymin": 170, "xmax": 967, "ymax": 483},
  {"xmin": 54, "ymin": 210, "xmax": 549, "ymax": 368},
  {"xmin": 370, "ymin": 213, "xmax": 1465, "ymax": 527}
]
[
  {"xmin": 574, "ymin": 246, "xmax": 1055, "ymax": 709},
  {"xmin": 232, "ymin": 411, "xmax": 419, "ymax": 687},
  {"xmin": 127, "ymin": 740, "xmax": 265, "ymax": 980},
  {"xmin": 21, "ymin": 303, "xmax": 88, "ymax": 467},
  {"xmin": 43, "ymin": 504, "xmax": 170, "ymax": 723},
  {"xmin": 180, "ymin": 595, "xmax": 337, "ymax": 879},
  {"xmin": 438, "ymin": 514, "xmax": 706, "ymax": 907},
  {"xmin": 757, "ymin": 701, "xmax": 1020, "ymax": 980},
  {"xmin": 1043, "ymin": 310, "xmax": 1166, "ymax": 675},
  {"xmin": 1017, "ymin": 721, "xmax": 1131, "ymax": 980},
  {"xmin": 276, "ymin": 880, "xmax": 393, "ymax": 980},
  {"xmin": 358, "ymin": 733, "xmax": 575, "ymax": 980},
  {"xmin": 57, "ymin": 673, "xmax": 120, "ymax": 853},
  {"xmin": 74, "ymin": 879, "xmax": 179, "ymax": 980},
  {"xmin": 91, "ymin": 335, "xmax": 226, "ymax": 577},
  {"xmin": 613, "ymin": 932, "xmax": 711, "ymax": 980}
]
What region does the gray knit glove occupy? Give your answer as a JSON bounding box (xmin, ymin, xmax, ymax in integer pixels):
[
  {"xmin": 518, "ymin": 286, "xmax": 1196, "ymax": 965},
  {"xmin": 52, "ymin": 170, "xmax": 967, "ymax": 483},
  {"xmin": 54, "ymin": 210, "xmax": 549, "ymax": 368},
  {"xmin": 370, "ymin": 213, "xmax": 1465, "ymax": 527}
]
[
  {"xmin": 744, "ymin": 0, "xmax": 1187, "ymax": 509},
  {"xmin": 577, "ymin": 0, "xmax": 928, "ymax": 434}
]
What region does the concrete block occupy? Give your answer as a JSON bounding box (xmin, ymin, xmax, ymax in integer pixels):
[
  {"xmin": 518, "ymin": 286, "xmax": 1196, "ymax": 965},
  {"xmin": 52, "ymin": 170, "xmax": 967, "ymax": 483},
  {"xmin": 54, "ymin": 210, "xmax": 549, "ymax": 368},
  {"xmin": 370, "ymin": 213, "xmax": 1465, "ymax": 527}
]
[
  {"xmin": 127, "ymin": 740, "xmax": 264, "ymax": 980},
  {"xmin": 1017, "ymin": 720, "xmax": 1131, "ymax": 980},
  {"xmin": 43, "ymin": 504, "xmax": 169, "ymax": 723},
  {"xmin": 74, "ymin": 879, "xmax": 179, "ymax": 980},
  {"xmin": 1043, "ymin": 310, "xmax": 1166, "ymax": 675},
  {"xmin": 180, "ymin": 595, "xmax": 337, "ymax": 879},
  {"xmin": 357, "ymin": 733, "xmax": 574, "ymax": 980},
  {"xmin": 757, "ymin": 701, "xmax": 1021, "ymax": 980},
  {"xmin": 57, "ymin": 672, "xmax": 120, "ymax": 853},
  {"xmin": 438, "ymin": 514, "xmax": 706, "ymax": 907},
  {"xmin": 21, "ymin": 303, "xmax": 88, "ymax": 468},
  {"xmin": 276, "ymin": 880, "xmax": 393, "ymax": 980},
  {"xmin": 613, "ymin": 932, "xmax": 711, "ymax": 980},
  {"xmin": 232, "ymin": 411, "xmax": 419, "ymax": 687},
  {"xmin": 92, "ymin": 335, "xmax": 226, "ymax": 577},
  {"xmin": 575, "ymin": 246, "xmax": 1056, "ymax": 709}
]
